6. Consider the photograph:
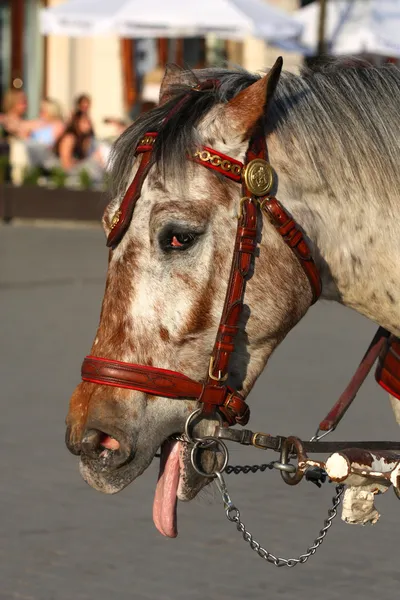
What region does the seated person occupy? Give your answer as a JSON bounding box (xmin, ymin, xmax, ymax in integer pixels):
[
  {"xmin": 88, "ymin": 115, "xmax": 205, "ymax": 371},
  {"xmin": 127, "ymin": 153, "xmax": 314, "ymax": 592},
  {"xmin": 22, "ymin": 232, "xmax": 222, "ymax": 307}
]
[
  {"xmin": 74, "ymin": 93, "xmax": 91, "ymax": 116},
  {"xmin": 53, "ymin": 110, "xmax": 104, "ymax": 181},
  {"xmin": 0, "ymin": 89, "xmax": 28, "ymax": 138},
  {"xmin": 71, "ymin": 93, "xmax": 95, "ymax": 136},
  {"xmin": 21, "ymin": 99, "xmax": 65, "ymax": 169},
  {"xmin": 27, "ymin": 98, "xmax": 65, "ymax": 147}
]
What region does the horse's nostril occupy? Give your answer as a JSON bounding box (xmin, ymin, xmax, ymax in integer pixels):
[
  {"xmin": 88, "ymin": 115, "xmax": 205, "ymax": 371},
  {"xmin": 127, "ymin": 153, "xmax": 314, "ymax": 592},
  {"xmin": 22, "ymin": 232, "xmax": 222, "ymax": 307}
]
[
  {"xmin": 81, "ymin": 428, "xmax": 132, "ymax": 468},
  {"xmin": 81, "ymin": 429, "xmax": 103, "ymax": 459}
]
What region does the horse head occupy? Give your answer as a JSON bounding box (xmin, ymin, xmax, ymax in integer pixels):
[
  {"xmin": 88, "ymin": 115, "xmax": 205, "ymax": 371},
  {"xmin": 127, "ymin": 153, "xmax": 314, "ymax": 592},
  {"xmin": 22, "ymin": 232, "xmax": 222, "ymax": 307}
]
[{"xmin": 66, "ymin": 59, "xmax": 316, "ymax": 537}]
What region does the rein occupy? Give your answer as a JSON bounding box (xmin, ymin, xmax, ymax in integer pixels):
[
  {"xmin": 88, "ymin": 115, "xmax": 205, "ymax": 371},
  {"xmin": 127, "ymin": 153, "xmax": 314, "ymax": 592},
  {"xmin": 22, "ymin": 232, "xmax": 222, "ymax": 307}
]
[{"xmin": 82, "ymin": 124, "xmax": 321, "ymax": 426}]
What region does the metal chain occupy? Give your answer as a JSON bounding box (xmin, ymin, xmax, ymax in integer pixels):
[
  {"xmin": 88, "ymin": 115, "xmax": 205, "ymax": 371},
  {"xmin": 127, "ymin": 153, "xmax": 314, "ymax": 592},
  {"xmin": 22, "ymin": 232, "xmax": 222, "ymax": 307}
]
[
  {"xmin": 182, "ymin": 414, "xmax": 345, "ymax": 567},
  {"xmin": 225, "ymin": 461, "xmax": 276, "ymax": 475},
  {"xmin": 216, "ymin": 472, "xmax": 344, "ymax": 568},
  {"xmin": 172, "ymin": 430, "xmax": 297, "ymax": 477},
  {"xmin": 171, "ymin": 432, "xmax": 324, "ymax": 485}
]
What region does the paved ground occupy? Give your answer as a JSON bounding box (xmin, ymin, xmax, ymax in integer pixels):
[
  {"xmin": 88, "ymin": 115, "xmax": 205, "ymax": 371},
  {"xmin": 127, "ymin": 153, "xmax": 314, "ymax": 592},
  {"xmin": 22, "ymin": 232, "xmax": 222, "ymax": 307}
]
[{"xmin": 0, "ymin": 223, "xmax": 399, "ymax": 600}]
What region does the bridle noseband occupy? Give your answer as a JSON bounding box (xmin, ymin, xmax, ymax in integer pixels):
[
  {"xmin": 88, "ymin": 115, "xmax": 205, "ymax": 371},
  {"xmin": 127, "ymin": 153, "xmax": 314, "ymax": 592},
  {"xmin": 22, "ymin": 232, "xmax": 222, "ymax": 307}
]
[{"xmin": 81, "ymin": 105, "xmax": 321, "ymax": 427}]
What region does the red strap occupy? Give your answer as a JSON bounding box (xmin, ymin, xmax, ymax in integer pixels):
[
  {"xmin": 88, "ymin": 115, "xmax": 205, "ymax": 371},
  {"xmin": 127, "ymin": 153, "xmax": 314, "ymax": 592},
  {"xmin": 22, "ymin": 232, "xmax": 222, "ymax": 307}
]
[
  {"xmin": 375, "ymin": 333, "xmax": 400, "ymax": 402},
  {"xmin": 260, "ymin": 197, "xmax": 321, "ymax": 304},
  {"xmin": 106, "ymin": 151, "xmax": 153, "ymax": 248},
  {"xmin": 82, "ymin": 356, "xmax": 249, "ymax": 425},
  {"xmin": 206, "ymin": 199, "xmax": 258, "ymax": 387},
  {"xmin": 317, "ymin": 327, "xmax": 389, "ymax": 431},
  {"xmin": 192, "ymin": 147, "xmax": 243, "ymax": 183},
  {"xmin": 135, "ymin": 131, "xmax": 158, "ymax": 153}
]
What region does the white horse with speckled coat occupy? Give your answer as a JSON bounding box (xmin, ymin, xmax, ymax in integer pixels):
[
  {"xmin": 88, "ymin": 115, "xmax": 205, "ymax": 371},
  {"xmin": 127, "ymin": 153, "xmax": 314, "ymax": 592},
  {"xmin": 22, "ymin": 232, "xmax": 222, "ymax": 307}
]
[{"xmin": 66, "ymin": 58, "xmax": 400, "ymax": 538}]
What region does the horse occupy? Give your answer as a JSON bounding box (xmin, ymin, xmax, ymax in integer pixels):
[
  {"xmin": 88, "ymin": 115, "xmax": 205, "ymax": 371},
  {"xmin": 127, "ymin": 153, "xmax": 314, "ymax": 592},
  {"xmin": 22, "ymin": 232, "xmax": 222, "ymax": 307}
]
[{"xmin": 66, "ymin": 58, "xmax": 400, "ymax": 539}]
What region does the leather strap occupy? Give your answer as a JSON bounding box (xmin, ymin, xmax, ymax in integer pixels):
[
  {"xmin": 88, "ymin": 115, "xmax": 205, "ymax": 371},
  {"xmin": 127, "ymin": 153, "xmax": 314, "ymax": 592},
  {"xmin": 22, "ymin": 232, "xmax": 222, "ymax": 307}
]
[
  {"xmin": 376, "ymin": 334, "xmax": 400, "ymax": 401},
  {"xmin": 202, "ymin": 127, "xmax": 266, "ymax": 416},
  {"xmin": 192, "ymin": 147, "xmax": 243, "ymax": 182},
  {"xmin": 215, "ymin": 426, "xmax": 400, "ymax": 453},
  {"xmin": 106, "ymin": 132, "xmax": 157, "ymax": 248},
  {"xmin": 316, "ymin": 327, "xmax": 390, "ymax": 431},
  {"xmin": 198, "ymin": 198, "xmax": 258, "ymax": 419},
  {"xmin": 82, "ymin": 356, "xmax": 250, "ymax": 425},
  {"xmin": 260, "ymin": 197, "xmax": 322, "ymax": 303}
]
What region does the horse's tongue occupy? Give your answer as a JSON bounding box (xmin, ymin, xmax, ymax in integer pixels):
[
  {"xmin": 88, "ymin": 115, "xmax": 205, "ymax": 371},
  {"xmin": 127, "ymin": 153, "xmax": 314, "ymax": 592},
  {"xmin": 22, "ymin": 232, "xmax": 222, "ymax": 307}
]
[{"xmin": 153, "ymin": 440, "xmax": 180, "ymax": 538}]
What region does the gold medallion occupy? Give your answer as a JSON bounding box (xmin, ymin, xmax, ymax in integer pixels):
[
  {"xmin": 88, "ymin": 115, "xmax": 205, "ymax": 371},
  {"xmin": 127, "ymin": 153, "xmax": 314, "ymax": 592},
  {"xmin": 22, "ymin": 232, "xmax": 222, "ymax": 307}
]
[{"xmin": 243, "ymin": 159, "xmax": 274, "ymax": 197}]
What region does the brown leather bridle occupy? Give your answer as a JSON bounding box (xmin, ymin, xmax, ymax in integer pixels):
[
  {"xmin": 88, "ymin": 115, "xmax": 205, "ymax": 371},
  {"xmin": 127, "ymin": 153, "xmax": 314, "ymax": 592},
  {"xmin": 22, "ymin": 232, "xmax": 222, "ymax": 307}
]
[{"xmin": 81, "ymin": 111, "xmax": 321, "ymax": 427}]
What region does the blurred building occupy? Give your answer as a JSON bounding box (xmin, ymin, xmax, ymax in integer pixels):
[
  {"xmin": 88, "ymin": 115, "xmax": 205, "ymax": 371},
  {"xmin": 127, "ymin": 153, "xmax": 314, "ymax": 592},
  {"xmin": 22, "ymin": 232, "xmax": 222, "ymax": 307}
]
[
  {"xmin": 1, "ymin": 0, "xmax": 46, "ymax": 118},
  {"xmin": 2, "ymin": 0, "xmax": 303, "ymax": 135}
]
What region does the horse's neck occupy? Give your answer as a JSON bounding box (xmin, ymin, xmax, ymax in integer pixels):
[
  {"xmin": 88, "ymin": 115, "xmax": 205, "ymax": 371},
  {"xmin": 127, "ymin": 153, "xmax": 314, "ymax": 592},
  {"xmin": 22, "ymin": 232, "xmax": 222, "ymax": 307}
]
[{"xmin": 275, "ymin": 164, "xmax": 400, "ymax": 336}]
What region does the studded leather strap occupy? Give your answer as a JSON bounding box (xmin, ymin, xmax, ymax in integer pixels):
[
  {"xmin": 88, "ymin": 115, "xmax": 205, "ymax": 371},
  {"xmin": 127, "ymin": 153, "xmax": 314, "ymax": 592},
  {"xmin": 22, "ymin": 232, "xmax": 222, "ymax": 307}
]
[
  {"xmin": 201, "ymin": 128, "xmax": 265, "ymax": 413},
  {"xmin": 106, "ymin": 132, "xmax": 157, "ymax": 248}
]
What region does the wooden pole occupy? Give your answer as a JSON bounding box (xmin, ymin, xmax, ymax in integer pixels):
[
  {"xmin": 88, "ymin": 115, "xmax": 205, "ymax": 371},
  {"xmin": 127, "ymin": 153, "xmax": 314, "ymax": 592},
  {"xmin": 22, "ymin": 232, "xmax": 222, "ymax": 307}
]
[
  {"xmin": 120, "ymin": 39, "xmax": 137, "ymax": 114},
  {"xmin": 199, "ymin": 38, "xmax": 206, "ymax": 68},
  {"xmin": 176, "ymin": 39, "xmax": 184, "ymax": 67},
  {"xmin": 42, "ymin": 0, "xmax": 49, "ymax": 97},
  {"xmin": 10, "ymin": 0, "xmax": 25, "ymax": 87},
  {"xmin": 317, "ymin": 0, "xmax": 327, "ymax": 57},
  {"xmin": 158, "ymin": 39, "xmax": 169, "ymax": 66}
]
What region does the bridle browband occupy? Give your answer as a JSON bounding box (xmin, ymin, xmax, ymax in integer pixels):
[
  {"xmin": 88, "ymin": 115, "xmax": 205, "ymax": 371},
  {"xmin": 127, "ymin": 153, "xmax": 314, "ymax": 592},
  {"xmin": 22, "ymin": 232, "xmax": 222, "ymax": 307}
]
[{"xmin": 81, "ymin": 104, "xmax": 321, "ymax": 427}]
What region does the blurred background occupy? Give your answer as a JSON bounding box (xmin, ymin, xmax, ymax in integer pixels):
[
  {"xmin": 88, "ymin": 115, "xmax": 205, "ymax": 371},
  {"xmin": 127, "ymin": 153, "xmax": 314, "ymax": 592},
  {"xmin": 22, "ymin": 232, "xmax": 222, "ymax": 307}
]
[
  {"xmin": 1, "ymin": 2, "xmax": 400, "ymax": 599},
  {"xmin": 1, "ymin": 0, "xmax": 399, "ymax": 204}
]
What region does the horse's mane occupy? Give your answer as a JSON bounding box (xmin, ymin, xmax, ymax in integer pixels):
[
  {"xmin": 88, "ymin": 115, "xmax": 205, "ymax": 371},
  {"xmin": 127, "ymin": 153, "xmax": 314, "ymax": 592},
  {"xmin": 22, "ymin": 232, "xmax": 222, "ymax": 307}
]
[
  {"xmin": 109, "ymin": 67, "xmax": 258, "ymax": 198},
  {"xmin": 110, "ymin": 59, "xmax": 400, "ymax": 204}
]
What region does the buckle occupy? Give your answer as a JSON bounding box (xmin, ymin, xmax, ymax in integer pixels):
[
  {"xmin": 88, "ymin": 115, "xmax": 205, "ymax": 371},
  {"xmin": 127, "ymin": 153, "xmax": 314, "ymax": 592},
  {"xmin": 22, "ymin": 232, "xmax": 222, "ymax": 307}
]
[
  {"xmin": 251, "ymin": 432, "xmax": 268, "ymax": 449},
  {"xmin": 208, "ymin": 356, "xmax": 228, "ymax": 382}
]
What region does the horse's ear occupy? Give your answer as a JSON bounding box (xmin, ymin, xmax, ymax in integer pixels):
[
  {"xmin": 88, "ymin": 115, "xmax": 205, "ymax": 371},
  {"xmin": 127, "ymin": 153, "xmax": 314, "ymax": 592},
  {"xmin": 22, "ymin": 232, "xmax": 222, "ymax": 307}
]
[
  {"xmin": 159, "ymin": 64, "xmax": 199, "ymax": 104},
  {"xmin": 226, "ymin": 57, "xmax": 283, "ymax": 136}
]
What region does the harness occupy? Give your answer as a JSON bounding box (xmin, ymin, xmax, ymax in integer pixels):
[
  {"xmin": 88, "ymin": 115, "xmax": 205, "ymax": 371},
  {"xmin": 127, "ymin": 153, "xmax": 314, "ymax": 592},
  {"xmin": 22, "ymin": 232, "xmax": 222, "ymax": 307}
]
[
  {"xmin": 82, "ymin": 123, "xmax": 321, "ymax": 426},
  {"xmin": 79, "ymin": 88, "xmax": 400, "ymax": 566}
]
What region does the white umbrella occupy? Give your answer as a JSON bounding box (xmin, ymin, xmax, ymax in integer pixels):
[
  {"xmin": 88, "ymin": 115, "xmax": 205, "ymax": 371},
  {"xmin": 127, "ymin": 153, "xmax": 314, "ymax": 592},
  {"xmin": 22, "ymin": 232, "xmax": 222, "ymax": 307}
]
[
  {"xmin": 293, "ymin": 0, "xmax": 400, "ymax": 58},
  {"xmin": 40, "ymin": 0, "xmax": 302, "ymax": 41}
]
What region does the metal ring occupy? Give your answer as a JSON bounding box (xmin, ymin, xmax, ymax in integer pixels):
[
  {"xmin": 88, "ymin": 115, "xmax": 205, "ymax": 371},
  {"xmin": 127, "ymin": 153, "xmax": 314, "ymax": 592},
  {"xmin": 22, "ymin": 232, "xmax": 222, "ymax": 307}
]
[
  {"xmin": 221, "ymin": 159, "xmax": 231, "ymax": 172},
  {"xmin": 279, "ymin": 436, "xmax": 305, "ymax": 486},
  {"xmin": 190, "ymin": 437, "xmax": 229, "ymax": 477},
  {"xmin": 184, "ymin": 408, "xmax": 223, "ymax": 445},
  {"xmin": 199, "ymin": 150, "xmax": 211, "ymax": 161},
  {"xmin": 184, "ymin": 408, "xmax": 204, "ymax": 444},
  {"xmin": 210, "ymin": 155, "xmax": 222, "ymax": 167},
  {"xmin": 272, "ymin": 461, "xmax": 297, "ymax": 474}
]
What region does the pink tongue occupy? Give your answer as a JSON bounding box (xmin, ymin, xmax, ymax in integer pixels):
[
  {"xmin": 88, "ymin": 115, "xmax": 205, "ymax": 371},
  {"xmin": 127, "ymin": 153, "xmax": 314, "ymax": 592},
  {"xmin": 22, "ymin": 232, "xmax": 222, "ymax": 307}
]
[{"xmin": 153, "ymin": 440, "xmax": 181, "ymax": 538}]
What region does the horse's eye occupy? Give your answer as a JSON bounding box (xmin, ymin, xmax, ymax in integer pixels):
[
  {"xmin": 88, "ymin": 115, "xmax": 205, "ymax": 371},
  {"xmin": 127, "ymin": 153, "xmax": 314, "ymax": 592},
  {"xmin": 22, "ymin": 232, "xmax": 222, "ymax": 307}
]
[{"xmin": 159, "ymin": 228, "xmax": 198, "ymax": 252}]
